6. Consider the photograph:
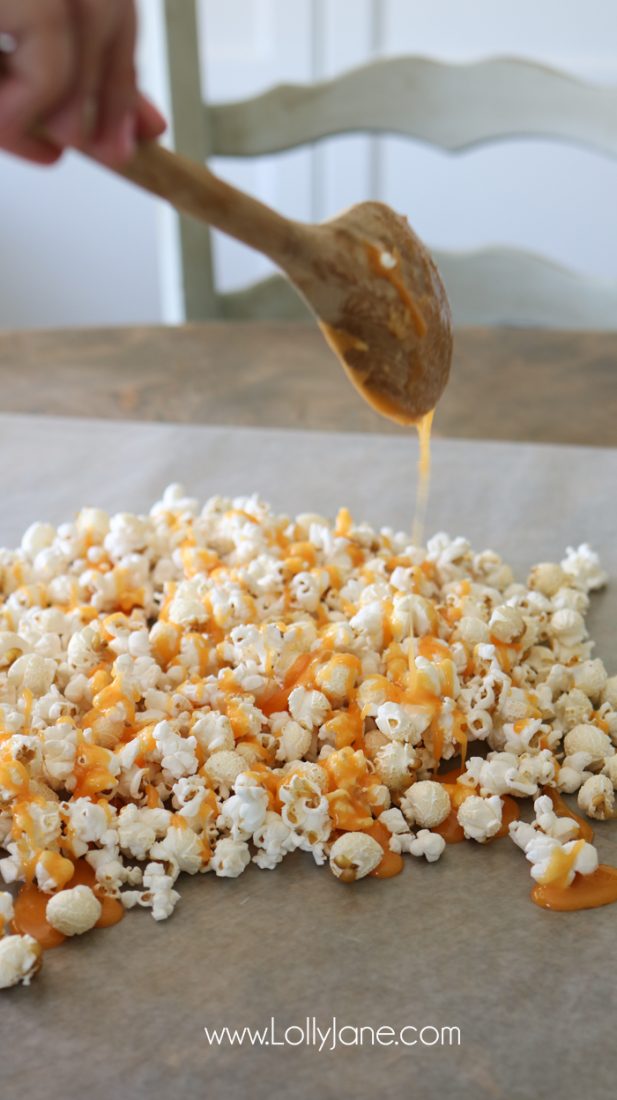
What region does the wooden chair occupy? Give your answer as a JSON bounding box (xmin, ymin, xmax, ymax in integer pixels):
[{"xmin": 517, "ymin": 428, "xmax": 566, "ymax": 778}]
[{"xmin": 164, "ymin": 0, "xmax": 617, "ymax": 328}]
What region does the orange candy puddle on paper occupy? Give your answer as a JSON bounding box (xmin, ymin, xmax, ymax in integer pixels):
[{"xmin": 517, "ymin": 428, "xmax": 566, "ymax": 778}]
[
  {"xmin": 12, "ymin": 859, "xmax": 124, "ymax": 949},
  {"xmin": 532, "ymin": 865, "xmax": 617, "ymax": 911}
]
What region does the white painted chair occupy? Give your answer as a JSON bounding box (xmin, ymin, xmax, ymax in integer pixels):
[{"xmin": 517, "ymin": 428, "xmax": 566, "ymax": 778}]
[{"xmin": 164, "ymin": 1, "xmax": 617, "ymax": 327}]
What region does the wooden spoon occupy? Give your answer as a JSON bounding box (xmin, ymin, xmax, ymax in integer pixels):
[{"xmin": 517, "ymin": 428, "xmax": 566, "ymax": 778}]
[{"xmin": 115, "ymin": 142, "xmax": 452, "ymax": 424}]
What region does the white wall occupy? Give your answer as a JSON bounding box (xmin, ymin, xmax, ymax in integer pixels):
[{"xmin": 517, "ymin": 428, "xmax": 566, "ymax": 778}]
[{"xmin": 1, "ymin": 0, "xmax": 617, "ymax": 328}]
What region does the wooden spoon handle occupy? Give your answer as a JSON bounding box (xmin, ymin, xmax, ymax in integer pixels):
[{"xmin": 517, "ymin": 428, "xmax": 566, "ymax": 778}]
[{"xmin": 117, "ymin": 141, "xmax": 300, "ymax": 267}]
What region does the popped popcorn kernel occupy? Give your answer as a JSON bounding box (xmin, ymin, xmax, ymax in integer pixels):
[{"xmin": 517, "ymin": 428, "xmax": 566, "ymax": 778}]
[
  {"xmin": 563, "ymin": 724, "xmax": 613, "ymax": 764},
  {"xmin": 408, "ymin": 829, "xmax": 446, "ymax": 863},
  {"xmin": 457, "ymin": 796, "xmax": 503, "ymax": 843},
  {"xmin": 0, "ymin": 934, "xmax": 42, "ymax": 988},
  {"xmin": 329, "ymin": 831, "xmax": 383, "ymax": 881},
  {"xmin": 46, "ymin": 885, "xmax": 102, "ymax": 936},
  {"xmin": 401, "ymin": 780, "xmax": 451, "ymax": 828},
  {"xmin": 577, "ymin": 775, "xmax": 615, "ymax": 821}
]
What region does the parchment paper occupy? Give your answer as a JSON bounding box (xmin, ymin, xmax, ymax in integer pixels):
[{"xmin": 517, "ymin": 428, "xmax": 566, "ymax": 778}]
[{"xmin": 1, "ymin": 413, "xmax": 616, "ymax": 1100}]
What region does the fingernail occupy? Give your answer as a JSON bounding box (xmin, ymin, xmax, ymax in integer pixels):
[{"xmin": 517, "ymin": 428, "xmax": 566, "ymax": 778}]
[
  {"xmin": 118, "ymin": 112, "xmax": 137, "ymax": 160},
  {"xmin": 151, "ymin": 104, "xmax": 167, "ymax": 132}
]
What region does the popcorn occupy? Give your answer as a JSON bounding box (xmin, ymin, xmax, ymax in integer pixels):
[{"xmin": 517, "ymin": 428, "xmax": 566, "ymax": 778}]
[
  {"xmin": 557, "ymin": 751, "xmax": 593, "ymax": 794},
  {"xmin": 375, "ymin": 702, "xmax": 429, "ymax": 744},
  {"xmin": 288, "ymin": 686, "xmax": 330, "ymax": 730},
  {"xmin": 563, "ymin": 725, "xmax": 613, "ymax": 764},
  {"xmin": 603, "ymin": 755, "xmax": 617, "ymax": 787},
  {"xmin": 136, "ymin": 862, "xmax": 181, "ymax": 921},
  {"xmin": 531, "ymin": 795, "xmax": 581, "ymax": 843},
  {"xmin": 46, "ymin": 885, "xmax": 102, "ymax": 936},
  {"xmin": 203, "ymin": 750, "xmax": 247, "ymax": 794},
  {"xmin": 218, "ymin": 774, "xmax": 269, "ymax": 840},
  {"xmin": 515, "ymin": 750, "xmax": 556, "ymax": 793},
  {"xmin": 279, "ymin": 771, "xmax": 331, "ymax": 858},
  {"xmin": 276, "ymin": 720, "xmax": 312, "ymax": 763},
  {"xmin": 400, "ymin": 781, "xmax": 451, "ymax": 828},
  {"xmin": 210, "ymin": 837, "xmax": 251, "ymax": 878},
  {"xmin": 378, "ymin": 807, "xmax": 409, "ymax": 836},
  {"xmin": 550, "ymin": 609, "xmax": 586, "ymax": 647},
  {"xmin": 0, "ymin": 935, "xmax": 42, "ymax": 988},
  {"xmin": 76, "ymin": 507, "xmax": 110, "ymax": 541},
  {"xmin": 526, "ymin": 836, "xmax": 599, "ymax": 887},
  {"xmin": 314, "ymin": 654, "xmax": 360, "ymax": 705},
  {"xmin": 489, "ymin": 605, "xmax": 525, "ymax": 644},
  {"xmin": 253, "ymin": 812, "xmax": 298, "ymax": 869},
  {"xmin": 117, "ymin": 805, "xmax": 160, "ymax": 861},
  {"xmin": 64, "ymin": 797, "xmax": 116, "ymax": 857},
  {"xmin": 35, "ymin": 850, "xmax": 75, "ymax": 893},
  {"xmin": 457, "ymin": 796, "xmax": 503, "ymax": 842},
  {"xmin": 603, "ymin": 676, "xmax": 617, "ymax": 710},
  {"xmin": 577, "ymin": 775, "xmax": 615, "ymax": 820},
  {"xmin": 329, "ymin": 832, "xmax": 383, "ymax": 881},
  {"xmin": 0, "ymin": 891, "xmax": 15, "ymax": 934},
  {"xmin": 374, "ymin": 741, "xmax": 418, "ymax": 788},
  {"xmin": 1, "ymin": 487, "xmax": 615, "ymax": 991},
  {"xmin": 21, "ymin": 522, "xmax": 56, "ymax": 559},
  {"xmin": 408, "ymin": 829, "xmax": 446, "ymax": 863},
  {"xmin": 551, "ymin": 587, "xmax": 589, "ymax": 615},
  {"xmin": 150, "ymin": 824, "xmax": 205, "ymax": 873},
  {"xmin": 457, "ymin": 617, "xmax": 490, "ymax": 646},
  {"xmin": 561, "ymin": 544, "xmax": 607, "ymax": 592},
  {"xmin": 528, "ymin": 563, "xmax": 566, "ymax": 598},
  {"xmin": 555, "ymin": 689, "xmax": 593, "ymax": 730},
  {"xmin": 191, "ymin": 712, "xmax": 235, "ymax": 755},
  {"xmin": 153, "ymin": 720, "xmax": 198, "ymax": 780},
  {"xmin": 87, "ymin": 849, "xmax": 141, "ymax": 895},
  {"xmin": 571, "ymin": 660, "xmax": 608, "ymax": 704},
  {"xmin": 8, "ymin": 653, "xmax": 56, "ymax": 696}
]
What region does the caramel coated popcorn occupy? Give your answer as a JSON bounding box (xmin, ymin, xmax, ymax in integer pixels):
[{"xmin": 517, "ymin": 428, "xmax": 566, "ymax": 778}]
[{"xmin": 1, "ymin": 486, "xmax": 616, "ymax": 987}]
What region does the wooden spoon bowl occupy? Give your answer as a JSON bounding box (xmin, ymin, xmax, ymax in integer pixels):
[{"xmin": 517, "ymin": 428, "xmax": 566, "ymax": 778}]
[
  {"xmin": 296, "ymin": 201, "xmax": 453, "ymax": 423},
  {"xmin": 114, "ymin": 143, "xmax": 452, "ymax": 424}
]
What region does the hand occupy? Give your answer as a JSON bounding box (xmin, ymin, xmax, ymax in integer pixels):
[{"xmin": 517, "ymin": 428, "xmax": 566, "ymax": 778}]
[{"xmin": 0, "ymin": 0, "xmax": 166, "ymax": 165}]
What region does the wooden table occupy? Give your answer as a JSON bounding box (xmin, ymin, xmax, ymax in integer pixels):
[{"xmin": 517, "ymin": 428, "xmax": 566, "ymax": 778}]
[{"xmin": 1, "ymin": 322, "xmax": 615, "ymax": 445}]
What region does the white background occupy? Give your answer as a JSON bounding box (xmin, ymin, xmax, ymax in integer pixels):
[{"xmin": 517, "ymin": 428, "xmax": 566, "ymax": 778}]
[{"xmin": 1, "ymin": 0, "xmax": 617, "ymax": 329}]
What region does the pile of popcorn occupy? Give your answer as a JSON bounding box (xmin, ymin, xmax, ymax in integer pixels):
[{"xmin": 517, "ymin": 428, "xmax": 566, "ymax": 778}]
[{"xmin": 1, "ymin": 485, "xmax": 615, "ymax": 989}]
